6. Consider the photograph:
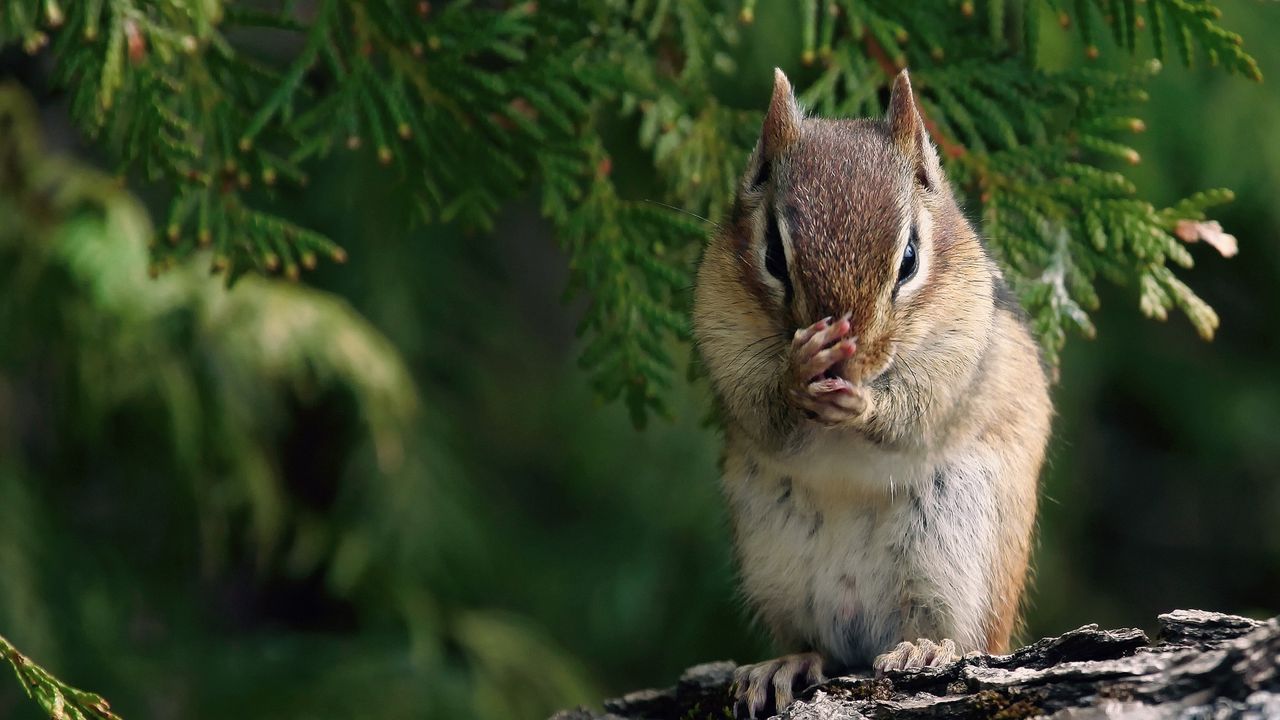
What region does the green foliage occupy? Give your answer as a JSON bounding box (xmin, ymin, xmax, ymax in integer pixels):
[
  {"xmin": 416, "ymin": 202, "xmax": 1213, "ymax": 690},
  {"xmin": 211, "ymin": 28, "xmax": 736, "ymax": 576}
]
[
  {"xmin": 0, "ymin": 0, "xmax": 702, "ymax": 421},
  {"xmin": 0, "ymin": 82, "xmax": 417, "ymax": 579},
  {"xmin": 0, "ymin": 0, "xmax": 1259, "ymax": 418},
  {"xmin": 1, "ymin": 633, "xmax": 119, "ymax": 720},
  {"xmin": 0, "ymin": 0, "xmax": 1259, "ymax": 420},
  {"xmin": 0, "ymin": 83, "xmax": 598, "ymax": 720}
]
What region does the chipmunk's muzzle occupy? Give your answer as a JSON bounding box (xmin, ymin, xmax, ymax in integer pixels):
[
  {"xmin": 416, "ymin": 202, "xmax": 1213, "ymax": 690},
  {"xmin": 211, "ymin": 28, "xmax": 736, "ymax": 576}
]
[{"xmin": 834, "ymin": 332, "xmax": 894, "ymax": 387}]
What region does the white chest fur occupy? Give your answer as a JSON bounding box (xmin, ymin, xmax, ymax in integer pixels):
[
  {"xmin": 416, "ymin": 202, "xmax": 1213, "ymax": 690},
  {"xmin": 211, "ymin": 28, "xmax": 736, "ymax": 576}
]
[{"xmin": 722, "ymin": 441, "xmax": 999, "ymax": 667}]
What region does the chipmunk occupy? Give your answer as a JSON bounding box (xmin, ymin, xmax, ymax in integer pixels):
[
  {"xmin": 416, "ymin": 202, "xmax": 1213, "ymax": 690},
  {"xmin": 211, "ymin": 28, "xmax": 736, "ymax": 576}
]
[{"xmin": 691, "ymin": 68, "xmax": 1052, "ymax": 718}]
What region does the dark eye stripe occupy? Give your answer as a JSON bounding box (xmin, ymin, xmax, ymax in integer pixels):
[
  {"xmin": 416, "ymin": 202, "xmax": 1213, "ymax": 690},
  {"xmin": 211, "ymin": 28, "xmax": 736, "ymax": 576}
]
[
  {"xmin": 752, "ymin": 158, "xmax": 771, "ymax": 188},
  {"xmin": 764, "ymin": 211, "xmax": 793, "ymax": 303}
]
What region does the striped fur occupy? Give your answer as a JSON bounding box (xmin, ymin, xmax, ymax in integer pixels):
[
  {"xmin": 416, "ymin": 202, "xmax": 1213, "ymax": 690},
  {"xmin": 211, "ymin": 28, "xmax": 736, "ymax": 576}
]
[{"xmin": 692, "ymin": 70, "xmax": 1052, "ymax": 669}]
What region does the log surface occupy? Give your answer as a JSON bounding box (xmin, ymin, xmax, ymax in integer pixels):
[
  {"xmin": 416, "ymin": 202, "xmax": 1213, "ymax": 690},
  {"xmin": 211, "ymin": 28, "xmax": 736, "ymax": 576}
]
[{"xmin": 553, "ymin": 610, "xmax": 1280, "ymax": 719}]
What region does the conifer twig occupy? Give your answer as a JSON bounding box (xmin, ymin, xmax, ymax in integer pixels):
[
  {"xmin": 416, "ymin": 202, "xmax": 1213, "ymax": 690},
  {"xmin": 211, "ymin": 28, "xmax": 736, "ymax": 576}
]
[{"xmin": 1, "ymin": 633, "xmax": 122, "ymax": 720}]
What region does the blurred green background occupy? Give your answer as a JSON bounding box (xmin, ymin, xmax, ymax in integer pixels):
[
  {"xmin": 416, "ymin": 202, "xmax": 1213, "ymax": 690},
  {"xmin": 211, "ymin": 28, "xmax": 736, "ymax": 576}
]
[{"xmin": 2, "ymin": 2, "xmax": 1279, "ymax": 719}]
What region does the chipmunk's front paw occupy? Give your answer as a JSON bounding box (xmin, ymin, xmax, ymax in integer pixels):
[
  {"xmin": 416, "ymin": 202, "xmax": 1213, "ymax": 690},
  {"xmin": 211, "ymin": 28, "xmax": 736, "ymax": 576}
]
[
  {"xmin": 732, "ymin": 652, "xmax": 826, "ymax": 719},
  {"xmin": 872, "ymin": 638, "xmax": 959, "ymax": 676},
  {"xmin": 788, "ymin": 314, "xmax": 867, "ymax": 426}
]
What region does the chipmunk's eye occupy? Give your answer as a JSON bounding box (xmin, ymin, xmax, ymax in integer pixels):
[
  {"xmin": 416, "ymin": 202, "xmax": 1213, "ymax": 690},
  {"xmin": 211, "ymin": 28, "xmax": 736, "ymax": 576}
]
[
  {"xmin": 764, "ymin": 211, "xmax": 793, "ymax": 301},
  {"xmin": 896, "ymin": 230, "xmax": 918, "ymax": 286}
]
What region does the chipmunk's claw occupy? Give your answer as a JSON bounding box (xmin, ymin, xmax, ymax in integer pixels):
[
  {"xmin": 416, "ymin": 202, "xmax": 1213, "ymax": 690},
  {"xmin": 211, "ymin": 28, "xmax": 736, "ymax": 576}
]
[
  {"xmin": 872, "ymin": 638, "xmax": 959, "ymax": 676},
  {"xmin": 789, "ymin": 314, "xmax": 866, "ymax": 425},
  {"xmin": 732, "ymin": 652, "xmax": 826, "ymax": 719}
]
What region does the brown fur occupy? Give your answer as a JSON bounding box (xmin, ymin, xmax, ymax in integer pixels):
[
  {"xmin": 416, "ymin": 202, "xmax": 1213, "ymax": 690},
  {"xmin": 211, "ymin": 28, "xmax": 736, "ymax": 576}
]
[{"xmin": 693, "ymin": 69, "xmax": 1053, "ymax": 665}]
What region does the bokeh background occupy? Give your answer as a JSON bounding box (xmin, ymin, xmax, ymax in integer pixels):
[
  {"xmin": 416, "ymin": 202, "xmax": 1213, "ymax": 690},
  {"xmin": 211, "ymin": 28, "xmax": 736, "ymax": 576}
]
[{"xmin": 2, "ymin": 2, "xmax": 1278, "ymax": 718}]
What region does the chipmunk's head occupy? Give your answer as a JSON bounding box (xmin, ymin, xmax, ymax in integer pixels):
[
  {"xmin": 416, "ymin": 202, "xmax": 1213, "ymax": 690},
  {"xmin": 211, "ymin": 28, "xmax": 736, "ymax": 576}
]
[{"xmin": 713, "ymin": 68, "xmax": 991, "ymax": 388}]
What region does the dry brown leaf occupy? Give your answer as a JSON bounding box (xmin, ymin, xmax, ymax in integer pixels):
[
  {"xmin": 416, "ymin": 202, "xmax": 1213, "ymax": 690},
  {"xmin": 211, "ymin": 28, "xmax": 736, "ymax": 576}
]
[{"xmin": 1174, "ymin": 219, "xmax": 1239, "ymax": 258}]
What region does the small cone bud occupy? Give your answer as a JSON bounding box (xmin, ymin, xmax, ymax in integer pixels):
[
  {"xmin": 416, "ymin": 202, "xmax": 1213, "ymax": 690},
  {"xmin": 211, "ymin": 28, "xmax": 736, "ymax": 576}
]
[
  {"xmin": 46, "ymin": 2, "xmax": 64, "ymax": 27},
  {"xmin": 125, "ymin": 19, "xmax": 146, "ymax": 63},
  {"xmin": 23, "ymin": 32, "xmax": 49, "ymax": 54}
]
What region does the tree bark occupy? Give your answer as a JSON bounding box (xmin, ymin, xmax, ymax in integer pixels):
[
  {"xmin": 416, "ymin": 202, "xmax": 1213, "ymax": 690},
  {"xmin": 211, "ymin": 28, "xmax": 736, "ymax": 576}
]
[{"xmin": 553, "ymin": 610, "xmax": 1280, "ymax": 719}]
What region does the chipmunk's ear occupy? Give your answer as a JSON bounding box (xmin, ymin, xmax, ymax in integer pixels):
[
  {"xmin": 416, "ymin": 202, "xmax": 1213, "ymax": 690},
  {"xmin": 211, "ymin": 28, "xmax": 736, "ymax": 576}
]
[
  {"xmin": 761, "ymin": 68, "xmax": 802, "ymax": 163},
  {"xmin": 886, "ymin": 69, "xmax": 943, "ymax": 190}
]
